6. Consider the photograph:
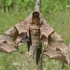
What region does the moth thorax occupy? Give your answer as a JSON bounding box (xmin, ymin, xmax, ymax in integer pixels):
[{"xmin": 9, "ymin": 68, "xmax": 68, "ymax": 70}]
[{"xmin": 30, "ymin": 25, "xmax": 41, "ymax": 42}]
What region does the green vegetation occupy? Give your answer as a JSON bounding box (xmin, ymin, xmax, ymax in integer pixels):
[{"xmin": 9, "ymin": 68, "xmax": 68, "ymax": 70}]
[{"xmin": 0, "ymin": 0, "xmax": 70, "ymax": 70}]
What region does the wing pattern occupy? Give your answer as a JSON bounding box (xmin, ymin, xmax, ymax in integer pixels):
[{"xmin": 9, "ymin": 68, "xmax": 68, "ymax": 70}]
[
  {"xmin": 0, "ymin": 13, "xmax": 32, "ymax": 53},
  {"xmin": 40, "ymin": 19, "xmax": 70, "ymax": 64}
]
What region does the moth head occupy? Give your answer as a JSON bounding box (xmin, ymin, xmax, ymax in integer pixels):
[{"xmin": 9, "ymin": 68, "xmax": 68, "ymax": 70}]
[{"xmin": 32, "ymin": 11, "xmax": 39, "ymax": 18}]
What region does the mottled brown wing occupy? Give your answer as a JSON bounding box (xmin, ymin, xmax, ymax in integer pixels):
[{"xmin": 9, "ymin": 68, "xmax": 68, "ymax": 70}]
[
  {"xmin": 0, "ymin": 13, "xmax": 32, "ymax": 53},
  {"xmin": 40, "ymin": 19, "xmax": 70, "ymax": 64}
]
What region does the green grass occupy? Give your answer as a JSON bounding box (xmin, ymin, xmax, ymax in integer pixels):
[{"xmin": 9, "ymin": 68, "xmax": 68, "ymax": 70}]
[{"xmin": 0, "ymin": 7, "xmax": 70, "ymax": 70}]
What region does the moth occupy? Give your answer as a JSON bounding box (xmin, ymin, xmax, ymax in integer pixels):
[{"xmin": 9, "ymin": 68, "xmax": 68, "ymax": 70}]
[{"xmin": 0, "ymin": 11, "xmax": 69, "ymax": 64}]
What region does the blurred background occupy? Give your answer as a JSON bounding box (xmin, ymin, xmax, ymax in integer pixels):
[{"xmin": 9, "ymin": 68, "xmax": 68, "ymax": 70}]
[{"xmin": 0, "ymin": 0, "xmax": 70, "ymax": 70}]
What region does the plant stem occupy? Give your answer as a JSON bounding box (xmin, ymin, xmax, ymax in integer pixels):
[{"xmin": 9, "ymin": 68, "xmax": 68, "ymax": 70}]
[
  {"xmin": 36, "ymin": 45, "xmax": 42, "ymax": 70},
  {"xmin": 35, "ymin": 0, "xmax": 41, "ymax": 12}
]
